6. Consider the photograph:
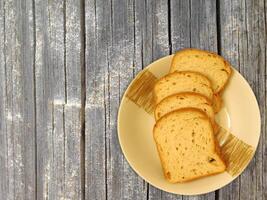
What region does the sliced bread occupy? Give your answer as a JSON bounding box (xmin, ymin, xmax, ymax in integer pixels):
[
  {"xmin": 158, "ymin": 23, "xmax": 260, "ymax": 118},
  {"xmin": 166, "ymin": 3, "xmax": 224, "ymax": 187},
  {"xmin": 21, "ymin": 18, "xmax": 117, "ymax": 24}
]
[
  {"xmin": 154, "ymin": 71, "xmax": 213, "ymax": 105},
  {"xmin": 153, "ymin": 108, "xmax": 226, "ymax": 183},
  {"xmin": 170, "ymin": 48, "xmax": 232, "ymax": 94},
  {"xmin": 154, "ymin": 92, "xmax": 215, "ymax": 123}
]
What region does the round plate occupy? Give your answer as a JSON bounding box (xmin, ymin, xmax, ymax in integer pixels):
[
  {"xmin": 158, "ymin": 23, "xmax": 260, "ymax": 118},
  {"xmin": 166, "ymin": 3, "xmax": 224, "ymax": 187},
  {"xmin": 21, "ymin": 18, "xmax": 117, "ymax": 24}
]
[{"xmin": 117, "ymin": 55, "xmax": 261, "ymax": 195}]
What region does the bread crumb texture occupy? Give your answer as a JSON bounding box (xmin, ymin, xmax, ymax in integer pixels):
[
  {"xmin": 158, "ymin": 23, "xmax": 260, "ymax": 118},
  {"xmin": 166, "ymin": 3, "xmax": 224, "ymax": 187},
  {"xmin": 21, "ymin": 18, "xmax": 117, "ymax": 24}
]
[
  {"xmin": 154, "ymin": 108, "xmax": 226, "ymax": 183},
  {"xmin": 170, "ymin": 48, "xmax": 232, "ymax": 93}
]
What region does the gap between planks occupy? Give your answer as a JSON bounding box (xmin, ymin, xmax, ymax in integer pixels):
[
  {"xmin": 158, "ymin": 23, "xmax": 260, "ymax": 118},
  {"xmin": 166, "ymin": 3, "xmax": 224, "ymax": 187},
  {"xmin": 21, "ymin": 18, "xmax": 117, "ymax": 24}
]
[{"xmin": 80, "ymin": 0, "xmax": 86, "ymax": 199}]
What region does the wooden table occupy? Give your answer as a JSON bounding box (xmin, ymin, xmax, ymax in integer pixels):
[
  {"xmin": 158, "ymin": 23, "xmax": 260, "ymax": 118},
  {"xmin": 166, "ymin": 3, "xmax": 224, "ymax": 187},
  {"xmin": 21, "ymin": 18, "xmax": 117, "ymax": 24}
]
[{"xmin": 0, "ymin": 0, "xmax": 266, "ymax": 199}]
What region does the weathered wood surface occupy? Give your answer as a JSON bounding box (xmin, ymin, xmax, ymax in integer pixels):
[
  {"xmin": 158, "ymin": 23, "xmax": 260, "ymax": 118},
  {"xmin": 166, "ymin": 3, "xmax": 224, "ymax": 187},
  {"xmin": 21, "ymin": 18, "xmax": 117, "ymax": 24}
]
[
  {"xmin": 35, "ymin": 0, "xmax": 83, "ymax": 199},
  {"xmin": 0, "ymin": 0, "xmax": 266, "ymax": 199},
  {"xmin": 218, "ymin": 0, "xmax": 266, "ymax": 200},
  {"xmin": 0, "ymin": 0, "xmax": 36, "ymax": 199}
]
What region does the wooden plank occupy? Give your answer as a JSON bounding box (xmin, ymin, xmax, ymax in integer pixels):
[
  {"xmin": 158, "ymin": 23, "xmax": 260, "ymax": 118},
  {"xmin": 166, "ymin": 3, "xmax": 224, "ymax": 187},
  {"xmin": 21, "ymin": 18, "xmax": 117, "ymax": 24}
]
[
  {"xmin": 134, "ymin": 0, "xmax": 152, "ymax": 73},
  {"xmin": 84, "ymin": 0, "xmax": 107, "ymax": 198},
  {"xmin": 171, "ymin": 0, "xmax": 218, "ymax": 52},
  {"xmin": 64, "ymin": 105, "xmax": 82, "ymax": 199},
  {"xmin": 48, "ymin": 105, "xmax": 82, "ymax": 200},
  {"xmin": 65, "ymin": 0, "xmax": 82, "ymax": 102},
  {"xmin": 218, "ymin": 0, "xmax": 266, "ymax": 199},
  {"xmin": 190, "ymin": 0, "xmax": 218, "ymax": 51},
  {"xmin": 35, "ymin": 0, "xmax": 65, "ymax": 199},
  {"xmin": 85, "ymin": 0, "xmax": 147, "ymax": 199},
  {"xmin": 0, "ymin": 0, "xmax": 36, "ymax": 199},
  {"xmin": 107, "ymin": 0, "xmax": 147, "ymax": 199},
  {"xmin": 169, "ymin": 0, "xmax": 218, "ymax": 199},
  {"xmin": 64, "ymin": 0, "xmax": 83, "ymax": 199},
  {"xmin": 0, "ymin": 0, "xmax": 8, "ymax": 198},
  {"xmin": 149, "ymin": 0, "xmax": 170, "ymax": 60},
  {"xmin": 170, "ymin": 0, "xmax": 190, "ymax": 51},
  {"xmin": 35, "ymin": 0, "xmax": 83, "ymax": 199},
  {"xmin": 50, "ymin": 104, "xmax": 65, "ymax": 199},
  {"xmin": 264, "ymin": 2, "xmax": 267, "ymax": 197}
]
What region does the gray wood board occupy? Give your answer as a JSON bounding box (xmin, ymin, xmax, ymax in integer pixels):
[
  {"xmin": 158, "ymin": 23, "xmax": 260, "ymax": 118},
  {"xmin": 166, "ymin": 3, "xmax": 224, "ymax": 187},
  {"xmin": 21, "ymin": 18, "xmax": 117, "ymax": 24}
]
[
  {"xmin": 218, "ymin": 0, "xmax": 266, "ymax": 199},
  {"xmin": 85, "ymin": 0, "xmax": 147, "ymax": 199},
  {"xmin": 84, "ymin": 0, "xmax": 108, "ymax": 198},
  {"xmin": 35, "ymin": 0, "xmax": 82, "ymax": 199},
  {"xmin": 35, "ymin": 0, "xmax": 65, "ymax": 198},
  {"xmin": 0, "ymin": 0, "xmax": 7, "ymax": 197},
  {"xmin": 0, "ymin": 0, "xmax": 36, "ymax": 199}
]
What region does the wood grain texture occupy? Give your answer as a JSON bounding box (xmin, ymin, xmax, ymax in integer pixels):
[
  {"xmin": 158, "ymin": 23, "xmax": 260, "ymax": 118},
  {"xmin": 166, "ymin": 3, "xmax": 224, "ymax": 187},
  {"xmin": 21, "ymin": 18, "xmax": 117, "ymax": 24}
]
[
  {"xmin": 84, "ymin": 0, "xmax": 107, "ymax": 198},
  {"xmin": 64, "ymin": 105, "xmax": 82, "ymax": 200},
  {"xmin": 219, "ymin": 0, "xmax": 266, "ymax": 199},
  {"xmin": 171, "ymin": 0, "xmax": 218, "ymax": 52},
  {"xmin": 35, "ymin": 0, "xmax": 82, "ymax": 199},
  {"xmin": 0, "ymin": 0, "xmax": 36, "ymax": 199},
  {"xmin": 190, "ymin": 0, "xmax": 218, "ymax": 52},
  {"xmin": 107, "ymin": 0, "xmax": 147, "ymax": 199},
  {"xmin": 35, "ymin": 0, "xmax": 65, "ymax": 198},
  {"xmin": 0, "ymin": 0, "xmax": 7, "ymax": 198},
  {"xmin": 85, "ymin": 0, "xmax": 147, "ymax": 199},
  {"xmin": 65, "ymin": 0, "xmax": 83, "ymax": 199}
]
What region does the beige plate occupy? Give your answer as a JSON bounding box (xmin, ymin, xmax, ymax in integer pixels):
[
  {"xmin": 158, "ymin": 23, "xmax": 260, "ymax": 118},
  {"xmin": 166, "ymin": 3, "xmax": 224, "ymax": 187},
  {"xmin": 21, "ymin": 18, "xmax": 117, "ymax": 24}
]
[{"xmin": 117, "ymin": 55, "xmax": 261, "ymax": 195}]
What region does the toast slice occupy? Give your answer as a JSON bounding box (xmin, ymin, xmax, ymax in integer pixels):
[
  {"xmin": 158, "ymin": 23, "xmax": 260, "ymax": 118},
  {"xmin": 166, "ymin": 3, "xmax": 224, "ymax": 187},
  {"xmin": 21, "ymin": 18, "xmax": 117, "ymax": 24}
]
[
  {"xmin": 154, "ymin": 92, "xmax": 215, "ymax": 125},
  {"xmin": 153, "ymin": 108, "xmax": 226, "ymax": 183},
  {"xmin": 154, "ymin": 71, "xmax": 213, "ymax": 105},
  {"xmin": 170, "ymin": 48, "xmax": 232, "ymax": 94}
]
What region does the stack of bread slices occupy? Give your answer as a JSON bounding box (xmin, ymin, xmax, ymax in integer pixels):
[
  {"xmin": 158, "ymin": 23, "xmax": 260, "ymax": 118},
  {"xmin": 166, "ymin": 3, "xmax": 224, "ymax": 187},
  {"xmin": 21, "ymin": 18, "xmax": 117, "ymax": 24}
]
[{"xmin": 153, "ymin": 49, "xmax": 232, "ymax": 183}]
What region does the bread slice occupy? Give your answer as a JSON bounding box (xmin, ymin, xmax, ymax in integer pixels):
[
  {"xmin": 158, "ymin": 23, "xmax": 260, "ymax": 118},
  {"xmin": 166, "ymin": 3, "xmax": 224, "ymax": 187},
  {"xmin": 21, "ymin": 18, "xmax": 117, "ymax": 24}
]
[
  {"xmin": 154, "ymin": 92, "xmax": 215, "ymax": 123},
  {"xmin": 170, "ymin": 48, "xmax": 232, "ymax": 94},
  {"xmin": 154, "ymin": 71, "xmax": 213, "ymax": 105},
  {"xmin": 153, "ymin": 108, "xmax": 226, "ymax": 183}
]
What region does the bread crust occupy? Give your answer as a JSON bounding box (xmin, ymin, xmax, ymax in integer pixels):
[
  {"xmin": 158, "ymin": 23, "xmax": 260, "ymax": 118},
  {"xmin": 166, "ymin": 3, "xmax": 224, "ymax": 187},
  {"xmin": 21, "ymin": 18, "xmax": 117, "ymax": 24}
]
[
  {"xmin": 153, "ymin": 71, "xmax": 214, "ymax": 104},
  {"xmin": 156, "ymin": 70, "xmax": 213, "ymax": 87},
  {"xmin": 170, "ymin": 48, "xmax": 232, "ymax": 94},
  {"xmin": 155, "ymin": 91, "xmax": 213, "ymax": 109},
  {"xmin": 169, "ymin": 169, "xmax": 225, "ymax": 183},
  {"xmin": 153, "ymin": 108, "xmax": 226, "ymax": 183},
  {"xmin": 154, "ymin": 92, "xmax": 217, "ymax": 130}
]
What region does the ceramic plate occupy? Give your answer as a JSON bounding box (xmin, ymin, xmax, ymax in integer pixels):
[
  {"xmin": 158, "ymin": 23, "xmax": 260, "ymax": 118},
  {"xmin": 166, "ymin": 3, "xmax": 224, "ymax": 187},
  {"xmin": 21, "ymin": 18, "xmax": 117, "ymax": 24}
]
[{"xmin": 117, "ymin": 55, "xmax": 261, "ymax": 195}]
